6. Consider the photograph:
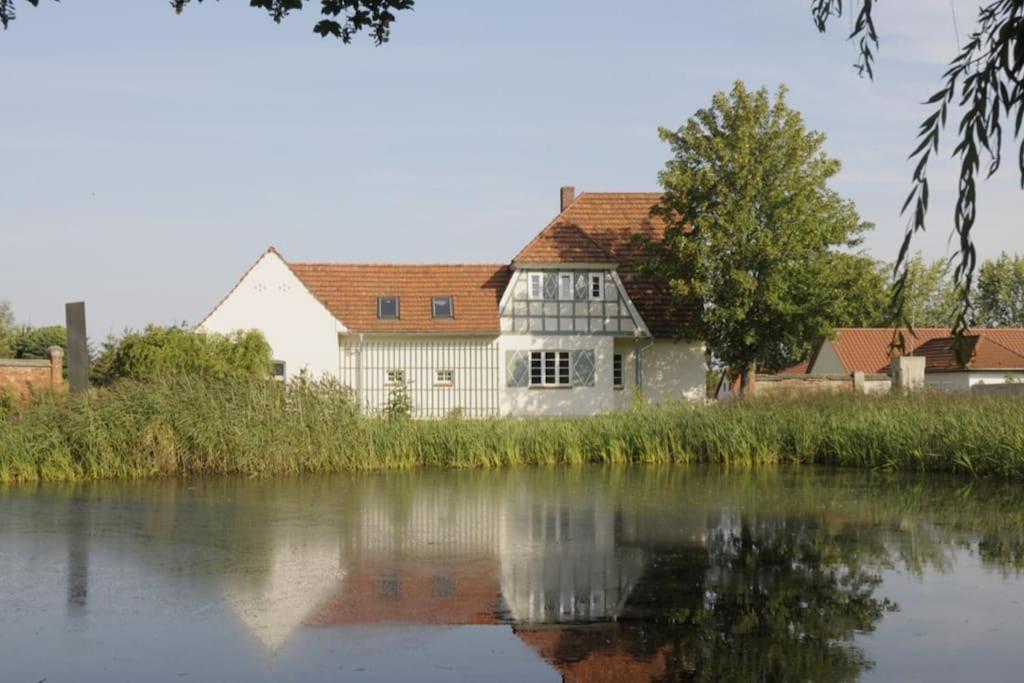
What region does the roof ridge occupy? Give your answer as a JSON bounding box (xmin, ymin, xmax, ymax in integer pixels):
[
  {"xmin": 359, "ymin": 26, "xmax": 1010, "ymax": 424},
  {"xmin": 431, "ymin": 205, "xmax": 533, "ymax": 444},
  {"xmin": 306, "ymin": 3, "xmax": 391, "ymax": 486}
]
[{"xmin": 290, "ymin": 262, "xmax": 507, "ymax": 268}]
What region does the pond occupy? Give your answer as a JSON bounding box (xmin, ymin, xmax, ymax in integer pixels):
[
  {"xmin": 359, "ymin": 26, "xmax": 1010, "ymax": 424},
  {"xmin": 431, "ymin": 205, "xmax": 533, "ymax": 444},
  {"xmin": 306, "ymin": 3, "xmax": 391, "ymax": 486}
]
[{"xmin": 2, "ymin": 466, "xmax": 1024, "ymax": 682}]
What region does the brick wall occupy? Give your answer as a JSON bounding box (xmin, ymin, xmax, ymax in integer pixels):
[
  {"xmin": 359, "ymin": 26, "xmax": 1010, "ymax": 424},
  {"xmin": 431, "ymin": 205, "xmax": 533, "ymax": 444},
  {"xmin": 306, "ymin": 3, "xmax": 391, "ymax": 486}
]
[{"xmin": 0, "ymin": 347, "xmax": 64, "ymax": 400}]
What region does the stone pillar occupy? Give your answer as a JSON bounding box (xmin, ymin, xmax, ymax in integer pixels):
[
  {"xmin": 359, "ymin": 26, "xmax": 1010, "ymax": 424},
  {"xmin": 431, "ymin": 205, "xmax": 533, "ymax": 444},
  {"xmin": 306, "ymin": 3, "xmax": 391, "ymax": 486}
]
[
  {"xmin": 891, "ymin": 356, "xmax": 925, "ymax": 393},
  {"xmin": 48, "ymin": 346, "xmax": 64, "ymax": 393},
  {"xmin": 65, "ymin": 301, "xmax": 89, "ymax": 394},
  {"xmin": 853, "ymin": 371, "xmax": 865, "ymax": 394}
]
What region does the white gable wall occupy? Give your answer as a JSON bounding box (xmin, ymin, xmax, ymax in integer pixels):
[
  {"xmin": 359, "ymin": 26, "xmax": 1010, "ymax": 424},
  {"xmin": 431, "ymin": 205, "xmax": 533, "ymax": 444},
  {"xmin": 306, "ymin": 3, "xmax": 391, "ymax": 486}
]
[
  {"xmin": 809, "ymin": 340, "xmax": 846, "ymax": 374},
  {"xmin": 198, "ymin": 252, "xmax": 345, "ymax": 381}
]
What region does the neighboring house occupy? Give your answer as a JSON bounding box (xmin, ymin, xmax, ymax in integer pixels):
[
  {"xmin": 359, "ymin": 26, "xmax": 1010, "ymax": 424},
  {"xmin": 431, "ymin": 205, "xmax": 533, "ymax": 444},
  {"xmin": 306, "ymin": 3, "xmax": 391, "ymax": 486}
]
[
  {"xmin": 788, "ymin": 327, "xmax": 1024, "ymax": 391},
  {"xmin": 198, "ymin": 187, "xmax": 706, "ymax": 417}
]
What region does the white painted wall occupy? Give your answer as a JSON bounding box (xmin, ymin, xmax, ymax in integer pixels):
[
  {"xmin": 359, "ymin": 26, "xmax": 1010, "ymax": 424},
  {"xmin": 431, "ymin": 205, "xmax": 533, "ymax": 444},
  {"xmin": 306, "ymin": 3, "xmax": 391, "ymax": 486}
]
[
  {"xmin": 927, "ymin": 371, "xmax": 1024, "ymax": 391},
  {"xmin": 198, "ymin": 251, "xmax": 345, "ymax": 381},
  {"xmin": 498, "ymin": 334, "xmax": 615, "ymax": 417},
  {"xmin": 639, "ymin": 339, "xmax": 707, "ymax": 404},
  {"xmin": 612, "ymin": 338, "xmax": 705, "ymax": 408}
]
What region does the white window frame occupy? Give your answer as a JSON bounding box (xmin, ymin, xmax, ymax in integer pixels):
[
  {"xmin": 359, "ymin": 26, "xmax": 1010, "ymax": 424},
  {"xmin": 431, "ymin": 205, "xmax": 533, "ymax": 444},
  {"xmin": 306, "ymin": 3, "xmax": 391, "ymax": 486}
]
[
  {"xmin": 529, "ymin": 351, "xmax": 570, "ymax": 387},
  {"xmin": 528, "ymin": 272, "xmax": 543, "ymax": 300},
  {"xmin": 613, "ymin": 353, "xmax": 623, "ymax": 388},
  {"xmin": 558, "ymin": 272, "xmax": 573, "ymax": 300},
  {"xmin": 385, "ymin": 369, "xmax": 405, "ymax": 385},
  {"xmin": 589, "ymin": 272, "xmax": 604, "ymax": 300},
  {"xmin": 435, "ymin": 369, "xmax": 454, "ymax": 386},
  {"xmin": 272, "ymin": 360, "xmax": 286, "ymax": 382}
]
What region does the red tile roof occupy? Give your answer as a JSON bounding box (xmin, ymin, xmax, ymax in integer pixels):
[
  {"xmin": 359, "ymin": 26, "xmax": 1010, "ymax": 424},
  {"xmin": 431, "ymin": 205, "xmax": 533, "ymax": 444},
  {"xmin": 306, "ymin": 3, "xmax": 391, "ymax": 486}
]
[
  {"xmin": 514, "ymin": 223, "xmax": 615, "ymax": 264},
  {"xmin": 810, "ymin": 328, "xmax": 1024, "ymax": 374},
  {"xmin": 914, "ymin": 333, "xmax": 1024, "ymax": 372},
  {"xmin": 288, "ymin": 262, "xmax": 511, "ymax": 334},
  {"xmin": 514, "ymin": 192, "xmax": 697, "ymax": 337}
]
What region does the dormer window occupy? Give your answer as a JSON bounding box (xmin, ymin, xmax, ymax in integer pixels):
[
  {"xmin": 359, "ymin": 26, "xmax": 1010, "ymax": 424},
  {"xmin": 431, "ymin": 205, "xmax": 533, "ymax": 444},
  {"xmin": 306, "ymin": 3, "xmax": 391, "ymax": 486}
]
[
  {"xmin": 432, "ymin": 296, "xmax": 454, "ymax": 319},
  {"xmin": 378, "ymin": 296, "xmax": 399, "ymax": 320}
]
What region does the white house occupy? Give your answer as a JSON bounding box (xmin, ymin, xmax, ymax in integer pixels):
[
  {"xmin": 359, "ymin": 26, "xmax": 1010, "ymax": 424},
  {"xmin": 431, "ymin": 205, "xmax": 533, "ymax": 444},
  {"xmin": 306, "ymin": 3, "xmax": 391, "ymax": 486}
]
[
  {"xmin": 788, "ymin": 327, "xmax": 1024, "ymax": 391},
  {"xmin": 198, "ymin": 187, "xmax": 706, "ymax": 417}
]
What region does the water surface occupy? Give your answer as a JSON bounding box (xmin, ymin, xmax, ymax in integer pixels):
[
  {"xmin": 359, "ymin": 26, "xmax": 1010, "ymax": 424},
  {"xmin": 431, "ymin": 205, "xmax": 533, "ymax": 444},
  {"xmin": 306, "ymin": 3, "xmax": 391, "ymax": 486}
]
[{"xmin": 2, "ymin": 466, "xmax": 1024, "ymax": 682}]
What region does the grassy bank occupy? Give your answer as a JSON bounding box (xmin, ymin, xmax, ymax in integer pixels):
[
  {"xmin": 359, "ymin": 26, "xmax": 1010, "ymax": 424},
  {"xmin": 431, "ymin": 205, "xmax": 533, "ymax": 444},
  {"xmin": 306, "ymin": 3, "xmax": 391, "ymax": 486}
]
[{"xmin": 1, "ymin": 377, "xmax": 1023, "ymax": 482}]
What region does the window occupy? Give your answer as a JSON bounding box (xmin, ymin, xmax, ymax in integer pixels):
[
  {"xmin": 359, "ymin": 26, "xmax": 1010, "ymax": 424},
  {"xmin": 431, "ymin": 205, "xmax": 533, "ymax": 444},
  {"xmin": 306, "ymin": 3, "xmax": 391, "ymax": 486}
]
[
  {"xmin": 432, "ymin": 296, "xmax": 454, "ymax": 319},
  {"xmin": 528, "ymin": 272, "xmax": 543, "ymax": 300},
  {"xmin": 272, "ymin": 361, "xmax": 286, "ymax": 382},
  {"xmin": 613, "ymin": 354, "xmax": 623, "ymax": 388},
  {"xmin": 558, "ymin": 272, "xmax": 573, "ymax": 300},
  {"xmin": 589, "ymin": 273, "xmax": 604, "ymax": 300},
  {"xmin": 385, "ymin": 369, "xmax": 405, "ymax": 385},
  {"xmin": 435, "ymin": 369, "xmax": 454, "ymax": 385},
  {"xmin": 378, "ymin": 296, "xmax": 399, "ymax": 319},
  {"xmin": 530, "ymin": 351, "xmax": 570, "ymax": 387}
]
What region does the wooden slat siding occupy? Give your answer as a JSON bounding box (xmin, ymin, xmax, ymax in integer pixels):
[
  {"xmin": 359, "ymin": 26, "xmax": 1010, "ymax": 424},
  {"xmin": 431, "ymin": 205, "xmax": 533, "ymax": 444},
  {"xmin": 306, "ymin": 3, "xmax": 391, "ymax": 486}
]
[{"xmin": 347, "ymin": 337, "xmax": 499, "ymax": 418}]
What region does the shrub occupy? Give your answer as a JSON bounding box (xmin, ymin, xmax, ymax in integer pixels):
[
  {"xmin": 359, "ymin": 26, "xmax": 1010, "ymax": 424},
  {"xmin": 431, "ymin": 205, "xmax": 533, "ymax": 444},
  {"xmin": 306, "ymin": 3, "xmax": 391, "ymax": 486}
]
[{"xmin": 91, "ymin": 325, "xmax": 272, "ymax": 385}]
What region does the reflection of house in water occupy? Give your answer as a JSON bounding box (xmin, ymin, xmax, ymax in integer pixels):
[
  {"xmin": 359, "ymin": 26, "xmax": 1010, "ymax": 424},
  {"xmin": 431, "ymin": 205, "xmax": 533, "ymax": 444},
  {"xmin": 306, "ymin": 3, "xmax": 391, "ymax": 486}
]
[
  {"xmin": 226, "ymin": 476, "xmax": 705, "ymax": 680},
  {"xmin": 227, "ymin": 531, "xmax": 344, "ymax": 652}
]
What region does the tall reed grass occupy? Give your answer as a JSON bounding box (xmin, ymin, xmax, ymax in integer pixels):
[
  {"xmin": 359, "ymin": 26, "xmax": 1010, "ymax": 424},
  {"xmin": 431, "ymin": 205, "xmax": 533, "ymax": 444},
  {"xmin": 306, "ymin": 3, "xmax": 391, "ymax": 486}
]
[{"xmin": 1, "ymin": 377, "xmax": 1023, "ymax": 482}]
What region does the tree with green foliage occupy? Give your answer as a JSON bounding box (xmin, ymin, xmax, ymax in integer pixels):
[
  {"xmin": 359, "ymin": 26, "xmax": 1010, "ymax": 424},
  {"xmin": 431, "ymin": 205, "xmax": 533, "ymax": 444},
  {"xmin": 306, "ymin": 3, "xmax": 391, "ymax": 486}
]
[
  {"xmin": 899, "ymin": 253, "xmax": 960, "ymax": 328},
  {"xmin": 0, "ymin": 0, "xmax": 412, "ymax": 43},
  {"xmin": 975, "ymin": 252, "xmax": 1024, "ymax": 327},
  {"xmin": 813, "ymin": 1, "xmax": 1024, "ymax": 333},
  {"xmin": 11, "ymin": 324, "xmax": 66, "ymax": 360},
  {"xmin": 91, "ymin": 325, "xmax": 273, "ymax": 385},
  {"xmin": 650, "ymin": 82, "xmax": 874, "ymax": 392}
]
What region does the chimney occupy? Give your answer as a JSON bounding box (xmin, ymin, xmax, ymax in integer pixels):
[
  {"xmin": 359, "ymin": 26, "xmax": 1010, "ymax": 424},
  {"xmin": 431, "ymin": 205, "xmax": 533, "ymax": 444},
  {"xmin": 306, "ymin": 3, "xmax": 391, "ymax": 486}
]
[{"xmin": 560, "ymin": 186, "xmax": 576, "ymax": 212}]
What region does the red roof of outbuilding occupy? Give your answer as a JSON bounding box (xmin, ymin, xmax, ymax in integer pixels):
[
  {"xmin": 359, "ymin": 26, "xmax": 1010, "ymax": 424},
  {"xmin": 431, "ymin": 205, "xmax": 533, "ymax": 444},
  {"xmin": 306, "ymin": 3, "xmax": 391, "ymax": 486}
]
[{"xmin": 808, "ymin": 328, "xmax": 1024, "ymax": 374}]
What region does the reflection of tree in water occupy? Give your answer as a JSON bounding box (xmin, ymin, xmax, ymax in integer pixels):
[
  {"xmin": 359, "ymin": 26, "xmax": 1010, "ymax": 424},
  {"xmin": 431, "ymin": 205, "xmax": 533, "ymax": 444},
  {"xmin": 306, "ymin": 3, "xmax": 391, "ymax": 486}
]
[{"xmin": 610, "ymin": 515, "xmax": 896, "ymax": 682}]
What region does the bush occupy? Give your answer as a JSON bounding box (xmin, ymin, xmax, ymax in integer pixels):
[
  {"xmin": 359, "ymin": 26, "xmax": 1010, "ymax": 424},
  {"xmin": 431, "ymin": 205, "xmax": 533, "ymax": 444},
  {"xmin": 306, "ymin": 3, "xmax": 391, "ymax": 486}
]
[
  {"xmin": 13, "ymin": 325, "xmax": 66, "ymax": 359},
  {"xmin": 91, "ymin": 325, "xmax": 272, "ymax": 385}
]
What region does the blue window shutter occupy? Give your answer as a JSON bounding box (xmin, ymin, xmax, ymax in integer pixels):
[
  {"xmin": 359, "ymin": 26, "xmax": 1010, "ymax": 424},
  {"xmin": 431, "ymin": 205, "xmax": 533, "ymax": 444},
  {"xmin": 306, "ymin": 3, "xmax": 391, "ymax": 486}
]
[
  {"xmin": 572, "ymin": 350, "xmax": 595, "ymax": 387},
  {"xmin": 506, "ymin": 350, "xmax": 529, "ymax": 387}
]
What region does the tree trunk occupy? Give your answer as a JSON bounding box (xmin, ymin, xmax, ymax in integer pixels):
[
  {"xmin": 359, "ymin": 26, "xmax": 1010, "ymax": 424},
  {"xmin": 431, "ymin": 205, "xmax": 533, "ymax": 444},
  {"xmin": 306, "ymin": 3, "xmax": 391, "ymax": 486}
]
[{"xmin": 739, "ymin": 362, "xmax": 757, "ymax": 397}]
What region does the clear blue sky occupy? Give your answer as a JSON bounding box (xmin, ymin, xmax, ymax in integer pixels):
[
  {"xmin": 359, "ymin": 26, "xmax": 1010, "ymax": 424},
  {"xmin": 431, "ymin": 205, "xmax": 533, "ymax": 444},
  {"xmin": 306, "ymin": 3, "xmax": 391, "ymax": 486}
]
[{"xmin": 2, "ymin": 0, "xmax": 1020, "ymax": 336}]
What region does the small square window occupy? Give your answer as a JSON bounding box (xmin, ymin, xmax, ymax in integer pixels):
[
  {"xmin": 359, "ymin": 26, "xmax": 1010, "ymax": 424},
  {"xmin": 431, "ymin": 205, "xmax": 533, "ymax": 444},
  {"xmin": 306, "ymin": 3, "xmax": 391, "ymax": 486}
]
[
  {"xmin": 378, "ymin": 296, "xmax": 399, "ymax": 320},
  {"xmin": 435, "ymin": 369, "xmax": 454, "ymax": 385},
  {"xmin": 386, "ymin": 369, "xmax": 405, "ymax": 385},
  {"xmin": 589, "ymin": 273, "xmax": 604, "ymax": 300},
  {"xmin": 272, "ymin": 361, "xmax": 286, "ymax": 381},
  {"xmin": 558, "ymin": 273, "xmax": 573, "ymax": 300},
  {"xmin": 432, "ymin": 296, "xmax": 454, "ymax": 319},
  {"xmin": 529, "ymin": 351, "xmax": 570, "ymax": 386},
  {"xmin": 528, "ymin": 273, "xmax": 543, "ymax": 300}
]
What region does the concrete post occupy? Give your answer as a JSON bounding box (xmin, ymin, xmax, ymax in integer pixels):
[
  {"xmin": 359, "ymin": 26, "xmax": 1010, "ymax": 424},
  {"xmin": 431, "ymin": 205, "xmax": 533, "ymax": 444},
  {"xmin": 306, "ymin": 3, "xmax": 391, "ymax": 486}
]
[
  {"xmin": 65, "ymin": 302, "xmax": 89, "ymax": 394},
  {"xmin": 853, "ymin": 371, "xmax": 865, "ymax": 394},
  {"xmin": 48, "ymin": 346, "xmax": 64, "ymax": 393},
  {"xmin": 891, "ymin": 356, "xmax": 925, "ymax": 393}
]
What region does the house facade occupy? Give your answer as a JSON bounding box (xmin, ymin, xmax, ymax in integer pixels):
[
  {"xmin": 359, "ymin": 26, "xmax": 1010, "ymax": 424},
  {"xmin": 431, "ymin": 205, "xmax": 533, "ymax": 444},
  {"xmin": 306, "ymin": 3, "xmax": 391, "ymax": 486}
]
[
  {"xmin": 198, "ymin": 188, "xmax": 706, "ymax": 417},
  {"xmin": 788, "ymin": 327, "xmax": 1024, "ymax": 391}
]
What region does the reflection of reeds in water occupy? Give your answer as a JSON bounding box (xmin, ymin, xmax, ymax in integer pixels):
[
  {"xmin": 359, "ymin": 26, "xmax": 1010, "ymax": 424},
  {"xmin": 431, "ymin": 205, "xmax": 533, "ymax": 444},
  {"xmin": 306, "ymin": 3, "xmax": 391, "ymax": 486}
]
[{"xmin": 3, "ymin": 376, "xmax": 1024, "ymax": 483}]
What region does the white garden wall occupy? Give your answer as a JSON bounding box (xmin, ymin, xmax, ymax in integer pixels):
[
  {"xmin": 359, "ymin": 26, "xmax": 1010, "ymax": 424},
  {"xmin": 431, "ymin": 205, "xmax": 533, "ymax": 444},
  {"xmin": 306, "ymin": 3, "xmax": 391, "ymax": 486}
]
[{"xmin": 198, "ymin": 251, "xmax": 345, "ymax": 381}]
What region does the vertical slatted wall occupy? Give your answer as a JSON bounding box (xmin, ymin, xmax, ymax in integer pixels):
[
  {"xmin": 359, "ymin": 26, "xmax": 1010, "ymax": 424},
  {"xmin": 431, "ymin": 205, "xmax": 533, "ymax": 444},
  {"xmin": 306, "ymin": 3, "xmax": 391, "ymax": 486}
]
[{"xmin": 341, "ymin": 337, "xmax": 500, "ymax": 419}]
